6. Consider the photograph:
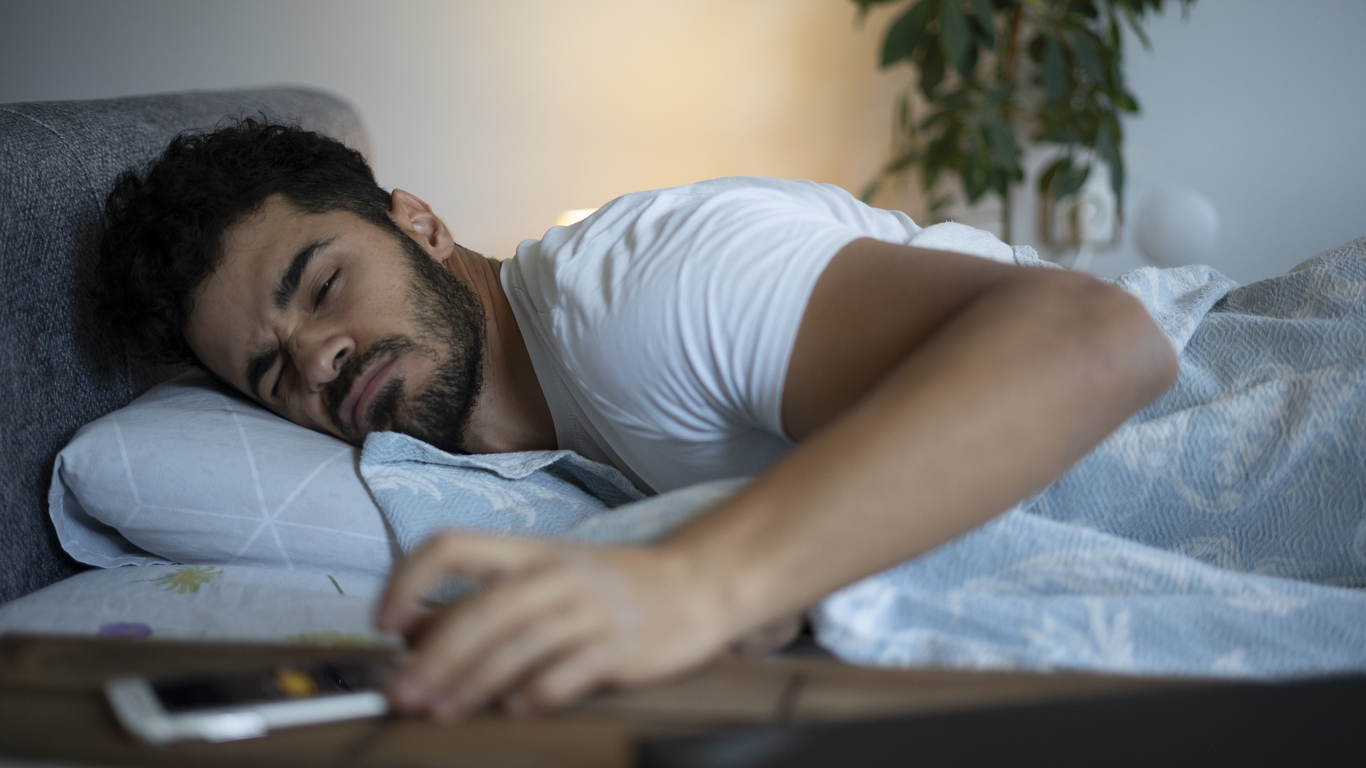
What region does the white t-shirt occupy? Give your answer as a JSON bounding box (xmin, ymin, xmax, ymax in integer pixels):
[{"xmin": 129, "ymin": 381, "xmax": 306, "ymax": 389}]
[{"xmin": 500, "ymin": 176, "xmax": 1007, "ymax": 494}]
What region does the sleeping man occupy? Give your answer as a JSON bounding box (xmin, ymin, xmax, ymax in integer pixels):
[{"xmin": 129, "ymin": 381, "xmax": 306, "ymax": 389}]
[{"xmin": 96, "ymin": 120, "xmax": 1178, "ymax": 718}]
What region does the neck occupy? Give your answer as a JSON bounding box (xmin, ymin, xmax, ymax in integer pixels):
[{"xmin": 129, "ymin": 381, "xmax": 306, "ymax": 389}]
[{"xmin": 442, "ymin": 247, "xmax": 556, "ymax": 454}]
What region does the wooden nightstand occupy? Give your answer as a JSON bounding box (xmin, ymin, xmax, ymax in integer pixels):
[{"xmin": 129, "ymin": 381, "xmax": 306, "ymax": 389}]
[{"xmin": 0, "ymin": 635, "xmax": 1177, "ymax": 767}]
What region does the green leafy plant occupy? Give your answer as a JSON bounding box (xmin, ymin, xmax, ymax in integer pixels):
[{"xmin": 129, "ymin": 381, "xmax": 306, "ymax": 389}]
[{"xmin": 854, "ymin": 0, "xmax": 1192, "ymax": 242}]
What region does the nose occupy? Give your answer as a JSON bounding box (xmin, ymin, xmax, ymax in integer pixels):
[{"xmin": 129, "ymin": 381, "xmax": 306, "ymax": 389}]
[{"xmin": 293, "ymin": 327, "xmax": 355, "ymax": 392}]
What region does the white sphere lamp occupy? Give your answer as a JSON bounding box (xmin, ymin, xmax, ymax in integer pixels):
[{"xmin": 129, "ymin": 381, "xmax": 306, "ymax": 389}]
[{"xmin": 1134, "ymin": 187, "xmax": 1220, "ymax": 266}]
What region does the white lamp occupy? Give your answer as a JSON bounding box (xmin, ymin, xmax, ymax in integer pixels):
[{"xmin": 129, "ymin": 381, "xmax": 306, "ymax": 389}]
[
  {"xmin": 556, "ymin": 208, "xmax": 598, "ymax": 227},
  {"xmin": 1135, "ymin": 187, "xmax": 1220, "ymax": 266}
]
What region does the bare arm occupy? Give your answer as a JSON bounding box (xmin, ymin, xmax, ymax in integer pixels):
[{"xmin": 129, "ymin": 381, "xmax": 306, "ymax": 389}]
[
  {"xmin": 377, "ymin": 238, "xmax": 1177, "ymax": 719},
  {"xmin": 666, "ymin": 237, "xmax": 1177, "ymax": 630}
]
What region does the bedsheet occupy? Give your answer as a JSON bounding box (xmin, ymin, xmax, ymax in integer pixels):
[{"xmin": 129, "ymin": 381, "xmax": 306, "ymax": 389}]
[{"xmin": 360, "ymin": 238, "xmax": 1366, "ymax": 677}]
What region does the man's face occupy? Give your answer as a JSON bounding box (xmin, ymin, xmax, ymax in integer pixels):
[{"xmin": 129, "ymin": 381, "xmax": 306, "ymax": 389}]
[{"xmin": 184, "ymin": 194, "xmax": 485, "ymax": 453}]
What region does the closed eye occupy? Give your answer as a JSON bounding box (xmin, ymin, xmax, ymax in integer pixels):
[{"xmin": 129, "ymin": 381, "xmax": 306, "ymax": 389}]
[
  {"xmin": 270, "ymin": 350, "xmax": 290, "ymax": 401},
  {"xmin": 315, "ymin": 270, "xmax": 339, "ymax": 309}
]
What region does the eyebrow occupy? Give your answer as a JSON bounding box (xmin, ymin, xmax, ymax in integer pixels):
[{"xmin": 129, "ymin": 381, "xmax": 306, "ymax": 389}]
[
  {"xmin": 244, "ymin": 237, "xmax": 336, "ymax": 400},
  {"xmin": 274, "ymin": 237, "xmax": 335, "ymax": 310}
]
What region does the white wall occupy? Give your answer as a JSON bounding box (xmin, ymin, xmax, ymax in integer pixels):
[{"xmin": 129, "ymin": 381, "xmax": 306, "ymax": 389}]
[{"xmin": 2, "ymin": 0, "xmax": 1361, "ymax": 282}]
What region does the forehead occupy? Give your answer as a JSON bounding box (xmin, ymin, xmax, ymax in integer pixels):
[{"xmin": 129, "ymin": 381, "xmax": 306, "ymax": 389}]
[{"xmin": 182, "ymin": 195, "xmax": 363, "ymax": 390}]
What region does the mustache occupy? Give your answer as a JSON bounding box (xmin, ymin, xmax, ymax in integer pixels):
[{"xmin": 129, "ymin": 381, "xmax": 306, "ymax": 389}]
[{"xmin": 325, "ymin": 335, "xmax": 419, "ymax": 439}]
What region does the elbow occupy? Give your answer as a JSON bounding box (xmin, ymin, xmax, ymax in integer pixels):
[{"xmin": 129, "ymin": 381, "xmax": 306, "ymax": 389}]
[
  {"xmin": 1146, "ymin": 321, "xmax": 1180, "ymax": 397},
  {"xmin": 1083, "ymin": 278, "xmax": 1179, "ymax": 406},
  {"xmin": 1040, "ymin": 273, "xmax": 1176, "ymax": 411}
]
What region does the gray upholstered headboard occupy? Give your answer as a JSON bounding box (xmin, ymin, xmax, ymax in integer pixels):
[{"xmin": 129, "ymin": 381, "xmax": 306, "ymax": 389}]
[{"xmin": 0, "ymin": 88, "xmax": 372, "ymax": 604}]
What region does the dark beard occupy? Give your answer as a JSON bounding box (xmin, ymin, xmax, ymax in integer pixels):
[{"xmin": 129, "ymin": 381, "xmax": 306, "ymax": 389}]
[{"xmin": 324, "ymin": 237, "xmax": 485, "ymax": 453}]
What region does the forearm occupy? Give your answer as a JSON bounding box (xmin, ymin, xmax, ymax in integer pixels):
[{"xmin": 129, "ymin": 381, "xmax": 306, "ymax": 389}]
[{"xmin": 661, "ymin": 271, "xmax": 1177, "ymax": 638}]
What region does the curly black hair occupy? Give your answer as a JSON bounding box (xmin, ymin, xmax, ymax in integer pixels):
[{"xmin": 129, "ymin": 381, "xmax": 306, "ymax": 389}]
[{"xmin": 95, "ymin": 118, "xmax": 397, "ymax": 366}]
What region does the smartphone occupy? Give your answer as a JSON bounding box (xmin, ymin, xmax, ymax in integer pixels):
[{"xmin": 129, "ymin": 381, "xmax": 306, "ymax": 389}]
[{"xmin": 105, "ymin": 659, "xmax": 391, "ymax": 744}]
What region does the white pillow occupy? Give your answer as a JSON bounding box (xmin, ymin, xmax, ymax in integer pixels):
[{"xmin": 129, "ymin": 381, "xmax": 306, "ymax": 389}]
[{"xmin": 49, "ymin": 373, "xmax": 399, "ymax": 578}]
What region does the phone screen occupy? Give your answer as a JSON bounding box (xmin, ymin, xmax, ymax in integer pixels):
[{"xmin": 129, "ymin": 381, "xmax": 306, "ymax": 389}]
[{"xmin": 152, "ymin": 661, "xmax": 390, "ymax": 713}]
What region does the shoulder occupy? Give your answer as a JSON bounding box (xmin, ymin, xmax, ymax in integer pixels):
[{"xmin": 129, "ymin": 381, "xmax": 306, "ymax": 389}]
[
  {"xmin": 504, "ymin": 176, "xmax": 921, "ymax": 362},
  {"xmin": 515, "ymin": 177, "xmax": 893, "ymax": 315},
  {"xmin": 503, "ymin": 179, "xmax": 907, "ymax": 433},
  {"xmin": 504, "ymin": 178, "xmax": 844, "ymax": 307},
  {"xmin": 574, "ymin": 176, "xmax": 882, "ymax": 238}
]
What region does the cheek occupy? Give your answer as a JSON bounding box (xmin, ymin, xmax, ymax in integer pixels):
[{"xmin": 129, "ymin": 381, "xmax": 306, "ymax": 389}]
[
  {"xmin": 182, "ymin": 323, "xmax": 233, "ymax": 383},
  {"xmin": 275, "ymin": 386, "xmax": 330, "ymax": 435},
  {"xmin": 371, "ymin": 293, "xmax": 416, "ymax": 328}
]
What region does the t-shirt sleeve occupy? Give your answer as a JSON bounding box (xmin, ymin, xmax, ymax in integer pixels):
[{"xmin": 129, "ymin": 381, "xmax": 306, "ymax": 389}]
[{"xmin": 541, "ymin": 178, "xmax": 913, "ymax": 444}]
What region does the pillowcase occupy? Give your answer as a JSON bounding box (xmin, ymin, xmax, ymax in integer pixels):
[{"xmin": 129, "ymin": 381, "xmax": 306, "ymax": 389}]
[
  {"xmin": 0, "ymin": 564, "xmax": 393, "ymax": 645},
  {"xmin": 49, "ymin": 373, "xmax": 399, "ymax": 578}
]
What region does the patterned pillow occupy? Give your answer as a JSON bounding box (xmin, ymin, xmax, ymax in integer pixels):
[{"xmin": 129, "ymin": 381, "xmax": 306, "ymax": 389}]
[{"xmin": 0, "ymin": 564, "xmax": 392, "ymax": 645}]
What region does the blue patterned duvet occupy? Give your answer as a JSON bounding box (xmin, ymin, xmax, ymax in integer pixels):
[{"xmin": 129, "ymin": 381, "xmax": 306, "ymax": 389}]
[{"xmin": 362, "ymin": 236, "xmax": 1366, "ymax": 677}]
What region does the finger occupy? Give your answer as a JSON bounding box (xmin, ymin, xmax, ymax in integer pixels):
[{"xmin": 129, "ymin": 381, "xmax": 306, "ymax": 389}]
[
  {"xmin": 430, "ymin": 605, "xmax": 601, "ymax": 721},
  {"xmin": 377, "ymin": 532, "xmax": 550, "ymax": 633},
  {"xmin": 396, "ymin": 606, "xmax": 441, "ymax": 645},
  {"xmin": 514, "ymin": 644, "xmax": 613, "ymax": 713},
  {"xmin": 728, "ymin": 613, "xmax": 804, "ymax": 657},
  {"xmin": 389, "ymin": 568, "xmax": 577, "ymax": 711}
]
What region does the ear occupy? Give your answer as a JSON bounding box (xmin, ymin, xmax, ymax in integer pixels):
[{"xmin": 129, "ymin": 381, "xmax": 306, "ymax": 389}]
[{"xmin": 388, "ymin": 189, "xmax": 455, "ymax": 264}]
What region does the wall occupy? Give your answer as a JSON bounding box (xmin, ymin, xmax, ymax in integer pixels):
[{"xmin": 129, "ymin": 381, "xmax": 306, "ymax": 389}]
[
  {"xmin": 1016, "ymin": 0, "xmax": 1366, "ymax": 281},
  {"xmin": 2, "ymin": 0, "xmax": 1361, "ymax": 282},
  {"xmin": 0, "ymin": 0, "xmax": 913, "ymax": 261}
]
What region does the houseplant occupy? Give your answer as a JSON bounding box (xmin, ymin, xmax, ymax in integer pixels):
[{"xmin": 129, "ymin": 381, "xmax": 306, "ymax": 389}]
[{"xmin": 854, "ymin": 0, "xmax": 1193, "ymax": 243}]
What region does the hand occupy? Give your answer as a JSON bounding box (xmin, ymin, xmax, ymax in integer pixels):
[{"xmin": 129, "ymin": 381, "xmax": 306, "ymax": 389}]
[{"xmin": 376, "ymin": 531, "xmax": 738, "ymax": 720}]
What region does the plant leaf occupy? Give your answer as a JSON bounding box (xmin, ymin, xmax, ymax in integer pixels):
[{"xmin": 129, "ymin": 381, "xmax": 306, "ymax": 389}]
[
  {"xmin": 1037, "ymin": 157, "xmax": 1066, "ymax": 196},
  {"xmin": 967, "ymin": 0, "xmax": 996, "ymax": 47},
  {"xmin": 1069, "ymin": 30, "xmax": 1106, "ymax": 82},
  {"xmin": 860, "ymin": 177, "xmax": 882, "ymax": 203},
  {"xmin": 984, "ymin": 114, "xmax": 1020, "ymax": 166},
  {"xmin": 1037, "ymin": 127, "xmax": 1082, "ymax": 145},
  {"xmin": 880, "ymin": 0, "xmax": 934, "ymax": 67},
  {"xmin": 939, "ymin": 0, "xmax": 971, "ymax": 77},
  {"xmin": 919, "ymin": 37, "xmax": 946, "ymax": 96},
  {"xmin": 1041, "ymin": 36, "xmax": 1066, "ymax": 104},
  {"xmin": 961, "ymin": 34, "xmax": 980, "ymax": 76},
  {"xmin": 895, "ymin": 90, "xmax": 914, "ymax": 135},
  {"xmin": 928, "ymin": 193, "xmax": 955, "ymax": 219},
  {"xmin": 1096, "ymin": 120, "xmax": 1124, "ymax": 206},
  {"xmin": 923, "ymin": 129, "xmax": 957, "ymax": 190},
  {"xmin": 885, "ymin": 144, "xmax": 921, "ymax": 174},
  {"xmin": 1119, "ymin": 1, "xmax": 1152, "ymax": 49},
  {"xmin": 1053, "ymin": 162, "xmax": 1090, "ymax": 199},
  {"xmin": 964, "ymin": 128, "xmax": 991, "ymax": 202},
  {"xmin": 854, "ymin": 0, "xmax": 1181, "ymax": 238}
]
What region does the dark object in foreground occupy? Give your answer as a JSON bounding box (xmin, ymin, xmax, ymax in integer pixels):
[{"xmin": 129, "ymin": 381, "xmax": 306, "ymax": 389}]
[{"xmin": 639, "ymin": 672, "xmax": 1366, "ymax": 768}]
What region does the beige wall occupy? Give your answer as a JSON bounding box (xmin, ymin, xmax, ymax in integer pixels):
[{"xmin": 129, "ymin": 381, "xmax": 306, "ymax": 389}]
[{"xmin": 0, "ymin": 0, "xmax": 919, "ymax": 260}]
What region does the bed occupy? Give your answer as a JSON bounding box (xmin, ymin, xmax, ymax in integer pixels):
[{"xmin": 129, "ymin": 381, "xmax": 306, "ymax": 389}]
[{"xmin": 5, "ymin": 85, "xmax": 1366, "ymax": 674}]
